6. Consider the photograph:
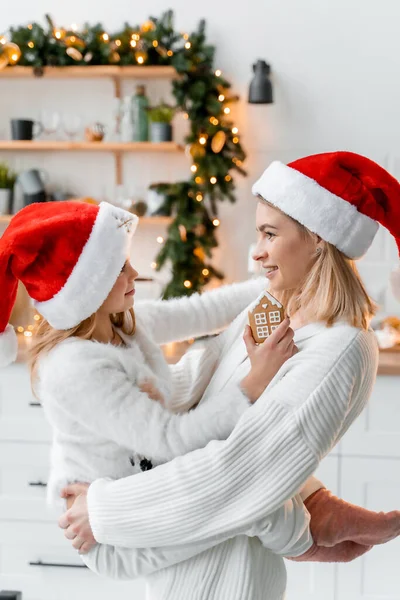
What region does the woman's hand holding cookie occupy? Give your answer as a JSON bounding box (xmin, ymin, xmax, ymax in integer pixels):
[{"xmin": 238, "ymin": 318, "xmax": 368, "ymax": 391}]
[{"xmin": 240, "ymin": 318, "xmax": 298, "ymax": 403}]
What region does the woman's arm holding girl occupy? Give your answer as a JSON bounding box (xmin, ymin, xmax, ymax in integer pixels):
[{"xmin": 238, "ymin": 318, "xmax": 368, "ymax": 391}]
[
  {"xmin": 79, "ymin": 493, "xmax": 313, "ymax": 579},
  {"xmin": 63, "ymin": 483, "xmax": 374, "ymax": 580},
  {"xmin": 81, "ymin": 329, "xmax": 380, "ymax": 548}
]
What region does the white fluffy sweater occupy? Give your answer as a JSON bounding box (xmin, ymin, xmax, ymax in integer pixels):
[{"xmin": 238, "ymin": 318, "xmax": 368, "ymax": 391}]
[{"xmin": 85, "ymin": 312, "xmax": 379, "ymax": 599}]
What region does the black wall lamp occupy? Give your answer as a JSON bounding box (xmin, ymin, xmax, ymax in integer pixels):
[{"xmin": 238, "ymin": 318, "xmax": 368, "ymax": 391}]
[{"xmin": 248, "ymin": 60, "xmax": 273, "ymax": 104}]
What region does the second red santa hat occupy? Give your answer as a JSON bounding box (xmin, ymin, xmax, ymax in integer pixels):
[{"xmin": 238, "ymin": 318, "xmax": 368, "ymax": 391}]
[
  {"xmin": 252, "ymin": 151, "xmax": 400, "ymax": 299},
  {"xmin": 0, "ymin": 201, "xmax": 138, "ymax": 367},
  {"xmin": 252, "ymin": 151, "xmax": 400, "ymax": 259}
]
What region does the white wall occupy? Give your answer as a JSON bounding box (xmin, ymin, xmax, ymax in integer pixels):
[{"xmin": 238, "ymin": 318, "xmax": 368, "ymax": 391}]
[{"xmin": 2, "ymin": 0, "xmax": 399, "ymax": 313}]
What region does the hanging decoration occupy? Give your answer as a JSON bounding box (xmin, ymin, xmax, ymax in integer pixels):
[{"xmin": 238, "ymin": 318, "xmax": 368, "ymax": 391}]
[
  {"xmin": 140, "ymin": 20, "xmax": 156, "ymax": 33},
  {"xmin": 211, "ymin": 130, "xmax": 227, "ymax": 153},
  {"xmin": 66, "ymin": 47, "xmax": 82, "ymax": 61},
  {"xmin": 0, "ymin": 41, "xmax": 21, "ymax": 70},
  {"xmin": 3, "ymin": 11, "xmax": 246, "ymax": 298},
  {"xmin": 178, "ymin": 225, "xmax": 188, "ymax": 242}
]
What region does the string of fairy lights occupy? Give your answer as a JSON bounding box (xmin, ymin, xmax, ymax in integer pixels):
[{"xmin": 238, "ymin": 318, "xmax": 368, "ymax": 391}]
[
  {"xmin": 15, "ymin": 313, "xmax": 41, "ymax": 338},
  {"xmin": 1, "ymin": 17, "xmax": 186, "ymax": 68}
]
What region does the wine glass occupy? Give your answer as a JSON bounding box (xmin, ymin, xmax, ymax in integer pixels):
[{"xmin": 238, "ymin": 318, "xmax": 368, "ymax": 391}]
[
  {"xmin": 39, "ymin": 110, "xmax": 60, "ymax": 139},
  {"xmin": 62, "ymin": 115, "xmax": 82, "ymax": 141}
]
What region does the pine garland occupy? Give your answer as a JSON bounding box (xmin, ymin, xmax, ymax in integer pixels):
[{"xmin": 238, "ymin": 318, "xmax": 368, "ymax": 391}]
[{"xmin": 7, "ymin": 11, "xmax": 247, "ymax": 298}]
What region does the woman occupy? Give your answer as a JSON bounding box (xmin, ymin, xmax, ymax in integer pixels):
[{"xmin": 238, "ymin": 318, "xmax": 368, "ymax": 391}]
[{"xmin": 60, "ymin": 151, "xmax": 400, "ymax": 599}]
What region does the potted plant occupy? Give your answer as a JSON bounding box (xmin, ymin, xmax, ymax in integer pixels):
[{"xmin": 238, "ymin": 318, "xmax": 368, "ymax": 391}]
[
  {"xmin": 0, "ymin": 162, "xmax": 17, "ymax": 214},
  {"xmin": 147, "ymin": 103, "xmax": 176, "ymax": 142}
]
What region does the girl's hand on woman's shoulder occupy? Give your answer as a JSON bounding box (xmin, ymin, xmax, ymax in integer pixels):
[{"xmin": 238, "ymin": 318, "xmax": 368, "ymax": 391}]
[{"xmin": 240, "ymin": 318, "xmax": 298, "ymax": 404}]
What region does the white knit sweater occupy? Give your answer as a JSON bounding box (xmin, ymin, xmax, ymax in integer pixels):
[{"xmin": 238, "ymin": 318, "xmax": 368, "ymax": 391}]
[{"xmin": 86, "ymin": 313, "xmax": 379, "ymax": 599}]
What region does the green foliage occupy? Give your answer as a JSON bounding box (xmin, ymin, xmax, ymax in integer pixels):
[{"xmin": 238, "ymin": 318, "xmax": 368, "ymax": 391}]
[
  {"xmin": 147, "ymin": 103, "xmax": 175, "ymax": 123},
  {"xmin": 0, "ymin": 163, "xmax": 17, "ymax": 189},
  {"xmin": 8, "ymin": 11, "xmax": 247, "ymax": 298}
]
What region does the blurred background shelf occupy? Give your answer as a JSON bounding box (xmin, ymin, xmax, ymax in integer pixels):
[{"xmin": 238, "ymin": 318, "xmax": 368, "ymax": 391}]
[
  {"xmin": 0, "ymin": 140, "xmax": 183, "ymax": 152},
  {"xmin": 0, "ymin": 66, "xmax": 179, "ymax": 80}
]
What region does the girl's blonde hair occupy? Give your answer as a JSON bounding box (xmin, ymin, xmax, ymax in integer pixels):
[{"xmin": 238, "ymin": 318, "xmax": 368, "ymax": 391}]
[
  {"xmin": 29, "ymin": 308, "xmax": 135, "ymax": 385},
  {"xmin": 259, "ymin": 198, "xmax": 377, "ymax": 330}
]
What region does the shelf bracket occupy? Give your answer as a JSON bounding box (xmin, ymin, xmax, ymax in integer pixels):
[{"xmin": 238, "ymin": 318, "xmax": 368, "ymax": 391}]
[
  {"xmin": 112, "ymin": 76, "xmax": 121, "ymax": 99},
  {"xmin": 115, "ymin": 151, "xmax": 123, "ymax": 186}
]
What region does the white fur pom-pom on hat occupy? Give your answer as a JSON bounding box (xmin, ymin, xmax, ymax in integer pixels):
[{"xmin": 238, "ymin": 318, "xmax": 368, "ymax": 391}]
[{"xmin": 0, "ymin": 324, "xmax": 18, "ymax": 367}]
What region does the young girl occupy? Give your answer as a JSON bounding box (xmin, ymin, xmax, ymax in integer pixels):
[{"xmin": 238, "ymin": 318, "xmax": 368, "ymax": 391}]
[{"xmin": 0, "ymin": 197, "xmax": 397, "ymax": 597}]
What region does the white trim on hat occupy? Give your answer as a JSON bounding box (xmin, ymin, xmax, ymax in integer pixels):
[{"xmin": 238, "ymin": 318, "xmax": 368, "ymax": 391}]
[
  {"xmin": 0, "ymin": 324, "xmax": 18, "ymax": 367},
  {"xmin": 33, "ymin": 203, "xmax": 138, "ymax": 330},
  {"xmin": 252, "ymin": 161, "xmax": 379, "ymax": 259}
]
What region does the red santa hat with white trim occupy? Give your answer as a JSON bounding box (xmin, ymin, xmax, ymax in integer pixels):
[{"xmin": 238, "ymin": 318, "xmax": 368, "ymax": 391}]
[
  {"xmin": 252, "ymin": 151, "xmax": 400, "ymax": 294},
  {"xmin": 0, "ymin": 201, "xmax": 138, "ymax": 367}
]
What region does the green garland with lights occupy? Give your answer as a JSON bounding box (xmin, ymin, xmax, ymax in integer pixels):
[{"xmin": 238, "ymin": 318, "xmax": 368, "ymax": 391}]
[{"xmin": 5, "ymin": 11, "xmax": 247, "ymax": 298}]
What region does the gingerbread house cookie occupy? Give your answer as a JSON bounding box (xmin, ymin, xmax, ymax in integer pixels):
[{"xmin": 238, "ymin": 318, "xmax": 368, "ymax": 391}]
[{"xmin": 248, "ymin": 291, "xmax": 286, "ymax": 343}]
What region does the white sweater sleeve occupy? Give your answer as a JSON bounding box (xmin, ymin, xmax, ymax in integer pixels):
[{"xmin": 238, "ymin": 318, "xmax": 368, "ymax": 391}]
[
  {"xmin": 166, "ymin": 297, "xmax": 254, "ymax": 413},
  {"xmin": 166, "ymin": 338, "xmax": 222, "ymax": 413},
  {"xmin": 82, "ymin": 494, "xmax": 312, "ymax": 580},
  {"xmin": 41, "ymin": 347, "xmax": 250, "ymax": 463},
  {"xmin": 135, "ymin": 278, "xmax": 265, "ymax": 344},
  {"xmin": 87, "ymin": 331, "xmax": 377, "ymax": 549}
]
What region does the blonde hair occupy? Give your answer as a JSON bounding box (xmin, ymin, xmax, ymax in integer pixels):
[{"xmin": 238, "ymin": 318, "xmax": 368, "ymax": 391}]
[
  {"xmin": 259, "ymin": 198, "xmax": 377, "ymax": 330},
  {"xmin": 29, "ymin": 308, "xmax": 135, "ymax": 389}
]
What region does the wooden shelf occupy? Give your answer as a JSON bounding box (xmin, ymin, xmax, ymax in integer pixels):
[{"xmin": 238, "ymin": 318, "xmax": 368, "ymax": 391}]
[
  {"xmin": 0, "ymin": 66, "xmax": 178, "ymax": 79},
  {"xmin": 0, "ymin": 141, "xmax": 183, "ymax": 153}
]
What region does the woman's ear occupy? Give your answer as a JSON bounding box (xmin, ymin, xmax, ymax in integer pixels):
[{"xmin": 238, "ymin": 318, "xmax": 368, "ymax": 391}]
[
  {"xmin": 314, "ymin": 236, "xmax": 324, "ymax": 256},
  {"xmin": 316, "ymin": 236, "xmax": 325, "ymax": 250},
  {"xmin": 311, "ymin": 234, "xmax": 322, "ymax": 254}
]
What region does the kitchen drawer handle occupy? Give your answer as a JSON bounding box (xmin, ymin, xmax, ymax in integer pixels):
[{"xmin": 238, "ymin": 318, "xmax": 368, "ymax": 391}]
[
  {"xmin": 29, "ymin": 402, "xmax": 42, "ymax": 407},
  {"xmin": 28, "ymin": 481, "xmax": 47, "ymax": 487},
  {"xmin": 29, "ymin": 560, "xmax": 87, "ymax": 569}
]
